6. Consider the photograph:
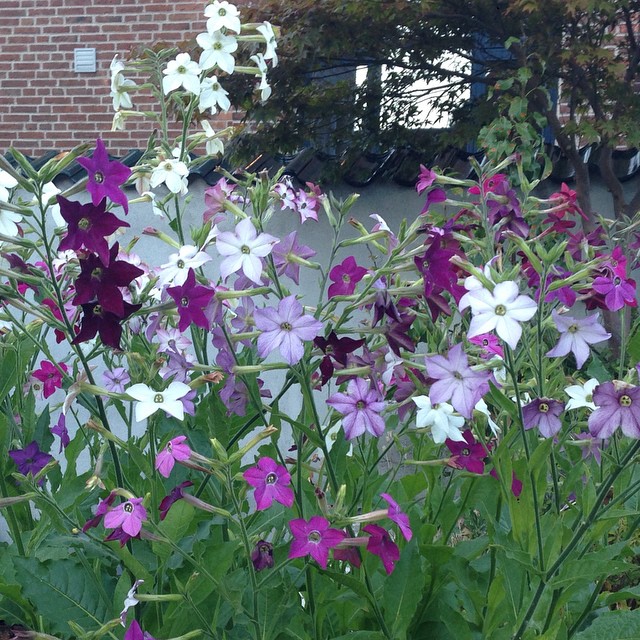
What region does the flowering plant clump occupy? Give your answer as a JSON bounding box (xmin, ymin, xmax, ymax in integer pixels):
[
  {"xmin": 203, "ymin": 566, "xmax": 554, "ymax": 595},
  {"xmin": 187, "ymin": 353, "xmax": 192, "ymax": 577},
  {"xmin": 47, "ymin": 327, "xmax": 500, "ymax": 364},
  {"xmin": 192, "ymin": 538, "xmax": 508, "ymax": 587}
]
[{"xmin": 1, "ymin": 4, "xmax": 640, "ymax": 640}]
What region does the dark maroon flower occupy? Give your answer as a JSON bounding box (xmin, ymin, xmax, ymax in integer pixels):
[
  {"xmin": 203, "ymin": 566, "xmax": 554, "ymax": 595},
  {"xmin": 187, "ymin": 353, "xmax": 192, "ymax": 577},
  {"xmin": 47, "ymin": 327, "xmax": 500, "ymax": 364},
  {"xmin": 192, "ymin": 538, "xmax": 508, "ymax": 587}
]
[
  {"xmin": 57, "ymin": 196, "xmax": 129, "ymax": 265},
  {"xmin": 363, "ymin": 524, "xmax": 400, "ymax": 574},
  {"xmin": 73, "ymin": 243, "xmax": 144, "ymax": 316},
  {"xmin": 414, "ymin": 236, "xmax": 464, "ymax": 302},
  {"xmin": 251, "ymin": 539, "xmax": 275, "ymax": 571},
  {"xmin": 372, "ymin": 286, "xmax": 402, "ymax": 327},
  {"xmin": 314, "ymin": 331, "xmax": 364, "ymax": 386},
  {"xmin": 328, "ymin": 256, "xmax": 368, "ymax": 298},
  {"xmin": 384, "ymin": 313, "xmax": 416, "ymax": 356},
  {"xmin": 419, "ymin": 187, "xmax": 447, "ymax": 214},
  {"xmin": 490, "ymin": 468, "xmax": 523, "ymax": 498},
  {"xmin": 333, "ymin": 545, "xmax": 362, "ymax": 568},
  {"xmin": 9, "ymin": 441, "xmax": 53, "ymax": 480},
  {"xmin": 83, "ymin": 491, "xmax": 117, "ymax": 532},
  {"xmin": 445, "ymin": 429, "xmax": 489, "ymax": 474},
  {"xmin": 159, "ymin": 481, "xmax": 194, "ymax": 520},
  {"xmin": 166, "ymin": 268, "xmax": 215, "ymax": 332},
  {"xmin": 77, "ymin": 138, "xmax": 131, "ymax": 213},
  {"xmin": 104, "ymin": 526, "xmax": 134, "ymax": 547},
  {"xmin": 72, "ymin": 300, "xmax": 141, "ymax": 350}
]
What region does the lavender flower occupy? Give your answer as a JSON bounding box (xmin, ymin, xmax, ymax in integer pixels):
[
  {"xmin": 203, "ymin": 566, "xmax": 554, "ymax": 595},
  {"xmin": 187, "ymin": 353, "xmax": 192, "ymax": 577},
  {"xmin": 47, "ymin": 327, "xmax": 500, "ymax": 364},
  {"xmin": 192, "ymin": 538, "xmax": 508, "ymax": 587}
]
[
  {"xmin": 254, "ymin": 295, "xmax": 323, "ymax": 365},
  {"xmin": 546, "ymin": 310, "xmax": 610, "ymax": 368},
  {"xmin": 103, "ymin": 367, "xmax": 131, "ymax": 393},
  {"xmin": 588, "ymin": 381, "xmax": 640, "ymax": 439},
  {"xmin": 522, "ymin": 398, "xmax": 565, "ymax": 438}
]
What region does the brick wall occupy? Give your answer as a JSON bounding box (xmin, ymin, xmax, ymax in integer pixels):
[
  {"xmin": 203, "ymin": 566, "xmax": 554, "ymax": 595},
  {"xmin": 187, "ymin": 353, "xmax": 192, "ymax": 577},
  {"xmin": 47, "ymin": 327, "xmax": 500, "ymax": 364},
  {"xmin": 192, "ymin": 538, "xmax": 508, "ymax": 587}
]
[{"xmin": 0, "ymin": 0, "xmax": 244, "ymax": 157}]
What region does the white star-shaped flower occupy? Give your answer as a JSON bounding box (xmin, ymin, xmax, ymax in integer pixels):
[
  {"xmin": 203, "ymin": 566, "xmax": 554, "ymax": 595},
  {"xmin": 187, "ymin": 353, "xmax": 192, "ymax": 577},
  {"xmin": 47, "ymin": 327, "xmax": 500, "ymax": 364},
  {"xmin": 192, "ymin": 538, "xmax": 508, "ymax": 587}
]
[
  {"xmin": 204, "ymin": 1, "xmax": 241, "ymax": 34},
  {"xmin": 257, "ymin": 22, "xmax": 278, "ymax": 67},
  {"xmin": 461, "ymin": 280, "xmax": 536, "ymax": 350},
  {"xmin": 150, "ymin": 158, "xmax": 190, "ymax": 194},
  {"xmin": 162, "ymin": 52, "xmax": 201, "ymax": 96},
  {"xmin": 157, "ymin": 245, "xmax": 212, "ymax": 288},
  {"xmin": 127, "ymin": 381, "xmax": 191, "ymax": 422},
  {"xmin": 197, "ymin": 31, "xmax": 237, "ymax": 74},
  {"xmin": 565, "ymin": 378, "xmax": 599, "ymax": 411},
  {"xmin": 413, "ymin": 395, "xmax": 466, "ymax": 444},
  {"xmin": 215, "ymin": 217, "xmax": 277, "ymax": 284},
  {"xmin": 199, "ymin": 76, "xmax": 231, "ymax": 113},
  {"xmin": 0, "ymin": 169, "xmax": 18, "ymax": 202}
]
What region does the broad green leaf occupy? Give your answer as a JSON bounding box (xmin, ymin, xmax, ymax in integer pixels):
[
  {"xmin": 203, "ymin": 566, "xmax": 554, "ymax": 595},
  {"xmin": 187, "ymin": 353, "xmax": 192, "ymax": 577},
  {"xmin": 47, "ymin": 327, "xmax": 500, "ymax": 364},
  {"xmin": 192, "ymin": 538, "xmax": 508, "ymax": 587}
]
[{"xmin": 574, "ymin": 610, "xmax": 640, "ymax": 639}]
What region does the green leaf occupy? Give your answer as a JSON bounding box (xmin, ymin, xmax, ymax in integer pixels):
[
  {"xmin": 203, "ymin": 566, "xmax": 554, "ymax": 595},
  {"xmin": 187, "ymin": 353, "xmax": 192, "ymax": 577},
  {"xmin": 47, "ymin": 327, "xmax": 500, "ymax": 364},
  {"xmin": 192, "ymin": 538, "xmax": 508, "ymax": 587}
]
[
  {"xmin": 153, "ymin": 500, "xmax": 195, "ymax": 563},
  {"xmin": 383, "ymin": 541, "xmax": 424, "ymax": 639},
  {"xmin": 574, "ymin": 610, "xmax": 640, "ymax": 639},
  {"xmin": 14, "ymin": 556, "xmax": 116, "ymax": 637}
]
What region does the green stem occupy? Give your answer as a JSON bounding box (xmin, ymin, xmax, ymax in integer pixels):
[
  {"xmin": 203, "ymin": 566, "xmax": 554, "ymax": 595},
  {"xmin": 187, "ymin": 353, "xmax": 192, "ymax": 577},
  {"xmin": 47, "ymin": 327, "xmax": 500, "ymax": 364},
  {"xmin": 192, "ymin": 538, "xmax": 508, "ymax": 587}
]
[{"xmin": 0, "ymin": 471, "xmax": 25, "ymax": 555}]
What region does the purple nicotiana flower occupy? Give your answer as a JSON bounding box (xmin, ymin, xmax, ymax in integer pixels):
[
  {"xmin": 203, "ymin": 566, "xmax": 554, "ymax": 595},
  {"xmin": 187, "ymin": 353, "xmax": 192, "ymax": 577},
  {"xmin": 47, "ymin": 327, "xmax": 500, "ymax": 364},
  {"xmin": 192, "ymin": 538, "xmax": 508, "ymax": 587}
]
[
  {"xmin": 9, "ymin": 441, "xmax": 53, "ymax": 479},
  {"xmin": 155, "ymin": 435, "xmax": 191, "ymax": 478},
  {"xmin": 51, "ymin": 414, "xmax": 70, "ymax": 453},
  {"xmin": 57, "ymin": 196, "xmax": 129, "ymax": 266},
  {"xmin": 588, "ymin": 381, "xmax": 640, "ymax": 439},
  {"xmin": 103, "ymin": 497, "xmax": 148, "ymax": 536},
  {"xmin": 166, "ymin": 268, "xmax": 215, "ymax": 332},
  {"xmin": 546, "ymin": 310, "xmax": 610, "ymax": 369},
  {"xmin": 156, "ymin": 327, "xmax": 192, "ymax": 354},
  {"xmin": 288, "ymin": 516, "xmax": 346, "ymax": 569},
  {"xmin": 327, "ymin": 377, "xmax": 387, "ymax": 440},
  {"xmin": 77, "ymin": 138, "xmax": 132, "ymax": 213},
  {"xmin": 425, "ymin": 343, "xmax": 491, "ymax": 419},
  {"xmin": 251, "ymin": 540, "xmax": 275, "ymax": 571},
  {"xmin": 243, "ymin": 456, "xmax": 294, "ymax": 510},
  {"xmin": 271, "ymin": 231, "xmax": 316, "ymax": 285},
  {"xmin": 328, "ymin": 256, "xmax": 368, "ymax": 298},
  {"xmin": 32, "ymin": 359, "xmax": 67, "ymax": 399},
  {"xmin": 363, "ymin": 524, "xmax": 400, "ymax": 575},
  {"xmin": 380, "ymin": 492, "xmax": 412, "ymax": 541},
  {"xmin": 574, "ymin": 432, "xmax": 608, "ymax": 465},
  {"xmin": 522, "ymin": 398, "xmax": 565, "ymax": 438},
  {"xmin": 103, "ymin": 367, "xmax": 131, "ymax": 394},
  {"xmin": 72, "ymin": 300, "xmax": 141, "ymax": 350},
  {"xmin": 83, "ymin": 491, "xmax": 117, "ymax": 532},
  {"xmin": 254, "ymin": 295, "xmax": 323, "ymax": 365},
  {"xmin": 159, "ymin": 481, "xmax": 194, "ymax": 520},
  {"xmin": 592, "ymin": 274, "xmax": 637, "ymax": 311},
  {"xmin": 445, "ymin": 428, "xmax": 489, "ymax": 474},
  {"xmin": 124, "ymin": 620, "xmax": 156, "ymax": 640},
  {"xmin": 416, "ymin": 165, "xmax": 437, "ymax": 194}
]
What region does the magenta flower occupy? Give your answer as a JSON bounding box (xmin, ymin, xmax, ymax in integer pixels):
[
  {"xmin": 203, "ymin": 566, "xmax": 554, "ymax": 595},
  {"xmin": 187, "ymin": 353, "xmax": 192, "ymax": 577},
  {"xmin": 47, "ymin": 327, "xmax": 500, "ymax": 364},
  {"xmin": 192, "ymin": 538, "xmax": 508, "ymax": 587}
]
[
  {"xmin": 380, "ymin": 492, "xmax": 412, "ymax": 541},
  {"xmin": 588, "ymin": 381, "xmax": 640, "ymax": 439},
  {"xmin": 522, "ymin": 398, "xmax": 565, "ymax": 438},
  {"xmin": 363, "ymin": 524, "xmax": 400, "ymax": 575},
  {"xmin": 546, "ymin": 310, "xmax": 610, "ymax": 369},
  {"xmin": 32, "ymin": 360, "xmax": 67, "ymax": 399},
  {"xmin": 254, "ymin": 295, "xmax": 323, "ymax": 365},
  {"xmin": 314, "ymin": 331, "xmax": 364, "ymax": 385},
  {"xmin": 102, "ymin": 367, "xmax": 131, "ymax": 393},
  {"xmin": 251, "ymin": 540, "xmax": 275, "ymax": 571},
  {"xmin": 73, "ymin": 243, "xmax": 144, "ymax": 317},
  {"xmin": 243, "ymin": 456, "xmax": 294, "ymax": 510},
  {"xmin": 592, "ymin": 275, "xmax": 637, "ymax": 311},
  {"xmin": 72, "ymin": 300, "xmax": 141, "ymax": 350},
  {"xmin": 83, "ymin": 491, "xmax": 117, "ymax": 532},
  {"xmin": 272, "ymin": 231, "xmax": 316, "ymax": 285},
  {"xmin": 166, "ymin": 268, "xmax": 215, "ymax": 332},
  {"xmin": 57, "ymin": 196, "xmax": 129, "ymax": 266},
  {"xmin": 9, "ymin": 441, "xmax": 53, "ymax": 478},
  {"xmin": 155, "ymin": 435, "xmax": 192, "ymax": 478},
  {"xmin": 333, "ymin": 544, "xmax": 362, "ymax": 568},
  {"xmin": 103, "ymin": 497, "xmax": 148, "ymax": 536},
  {"xmin": 416, "ymin": 165, "xmax": 437, "ymax": 194},
  {"xmin": 425, "ymin": 343, "xmax": 491, "ymax": 419},
  {"xmin": 51, "ymin": 414, "xmax": 69, "ymax": 453},
  {"xmin": 326, "ymin": 377, "xmax": 387, "ymax": 440},
  {"xmin": 328, "ymin": 256, "xmax": 368, "ymax": 298},
  {"xmin": 124, "ymin": 620, "xmax": 156, "ymax": 640},
  {"xmin": 159, "ymin": 481, "xmax": 193, "ymax": 520},
  {"xmin": 288, "ymin": 516, "xmax": 346, "ymax": 569},
  {"xmin": 77, "ymin": 138, "xmax": 132, "ymax": 213},
  {"xmin": 445, "ymin": 429, "xmax": 489, "ymax": 474},
  {"xmin": 468, "ymin": 333, "xmax": 504, "ymax": 358}
]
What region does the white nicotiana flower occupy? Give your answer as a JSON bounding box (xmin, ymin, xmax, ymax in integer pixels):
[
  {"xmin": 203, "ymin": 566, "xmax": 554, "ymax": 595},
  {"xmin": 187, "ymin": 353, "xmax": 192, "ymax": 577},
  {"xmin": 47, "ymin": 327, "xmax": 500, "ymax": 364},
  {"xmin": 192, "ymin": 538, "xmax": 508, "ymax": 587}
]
[
  {"xmin": 157, "ymin": 245, "xmax": 212, "ymax": 288},
  {"xmin": 201, "ymin": 121, "xmax": 225, "ymax": 156},
  {"xmin": 474, "ymin": 398, "xmax": 500, "ymax": 436},
  {"xmin": 150, "ymin": 158, "xmax": 190, "ymax": 194},
  {"xmin": 141, "ymin": 191, "xmax": 165, "ymax": 219},
  {"xmin": 31, "ymin": 182, "xmax": 64, "ymax": 227},
  {"xmin": 257, "ymin": 22, "xmax": 278, "ymax": 67},
  {"xmin": 0, "ymin": 207, "xmax": 22, "ymax": 237},
  {"xmin": 127, "ymin": 381, "xmax": 191, "ymax": 422},
  {"xmin": 205, "ymin": 0, "xmax": 241, "ymax": 34},
  {"xmin": 162, "ymin": 52, "xmax": 201, "ymax": 96},
  {"xmin": 119, "ymin": 579, "xmax": 143, "ymax": 626},
  {"xmin": 460, "ymin": 280, "xmax": 537, "ymax": 350},
  {"xmin": 199, "ymin": 76, "xmax": 231, "ymax": 113},
  {"xmin": 565, "ymin": 378, "xmax": 599, "ymax": 411},
  {"xmin": 197, "ymin": 31, "xmax": 237, "ymax": 74},
  {"xmin": 0, "ymin": 169, "xmax": 18, "ymax": 202},
  {"xmin": 251, "ymin": 53, "xmax": 271, "ymax": 101},
  {"xmin": 215, "ymin": 217, "xmax": 278, "ymax": 284},
  {"xmin": 111, "ymin": 72, "xmax": 136, "ymax": 111},
  {"xmin": 413, "ymin": 395, "xmax": 466, "ymax": 444}
]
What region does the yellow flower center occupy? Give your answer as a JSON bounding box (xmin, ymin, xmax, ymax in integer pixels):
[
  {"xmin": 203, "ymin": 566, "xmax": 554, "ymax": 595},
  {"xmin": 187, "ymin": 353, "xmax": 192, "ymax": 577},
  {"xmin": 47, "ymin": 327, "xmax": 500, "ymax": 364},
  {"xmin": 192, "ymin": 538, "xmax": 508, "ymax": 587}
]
[{"xmin": 620, "ymin": 394, "xmax": 632, "ymax": 407}]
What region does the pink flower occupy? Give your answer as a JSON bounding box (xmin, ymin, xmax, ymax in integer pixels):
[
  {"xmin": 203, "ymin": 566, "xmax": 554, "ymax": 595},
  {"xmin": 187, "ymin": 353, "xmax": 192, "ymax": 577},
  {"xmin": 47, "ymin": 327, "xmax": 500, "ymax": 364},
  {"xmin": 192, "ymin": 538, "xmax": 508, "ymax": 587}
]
[
  {"xmin": 288, "ymin": 516, "xmax": 346, "ymax": 569},
  {"xmin": 328, "ymin": 256, "xmax": 368, "ymax": 298},
  {"xmin": 380, "ymin": 492, "xmax": 412, "ymax": 541},
  {"xmin": 243, "ymin": 456, "xmax": 294, "ymax": 510},
  {"xmin": 155, "ymin": 436, "xmax": 191, "ymax": 478},
  {"xmin": 363, "ymin": 524, "xmax": 400, "ymax": 574},
  {"xmin": 103, "ymin": 498, "xmax": 147, "ymax": 536},
  {"xmin": 32, "ymin": 360, "xmax": 67, "ymax": 399}
]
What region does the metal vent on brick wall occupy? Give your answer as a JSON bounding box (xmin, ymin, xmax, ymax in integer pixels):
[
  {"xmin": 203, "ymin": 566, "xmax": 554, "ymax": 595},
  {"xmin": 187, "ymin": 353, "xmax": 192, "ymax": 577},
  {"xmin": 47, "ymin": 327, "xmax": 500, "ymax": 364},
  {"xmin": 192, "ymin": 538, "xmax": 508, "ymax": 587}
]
[{"xmin": 74, "ymin": 48, "xmax": 97, "ymax": 73}]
